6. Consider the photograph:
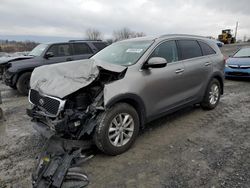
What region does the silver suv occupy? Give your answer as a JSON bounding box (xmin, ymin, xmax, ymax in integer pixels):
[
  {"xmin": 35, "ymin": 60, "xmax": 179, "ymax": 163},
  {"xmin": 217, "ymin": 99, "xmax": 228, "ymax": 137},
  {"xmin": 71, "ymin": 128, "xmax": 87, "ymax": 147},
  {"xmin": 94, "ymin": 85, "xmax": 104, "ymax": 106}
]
[{"xmin": 27, "ymin": 35, "xmax": 225, "ymax": 155}]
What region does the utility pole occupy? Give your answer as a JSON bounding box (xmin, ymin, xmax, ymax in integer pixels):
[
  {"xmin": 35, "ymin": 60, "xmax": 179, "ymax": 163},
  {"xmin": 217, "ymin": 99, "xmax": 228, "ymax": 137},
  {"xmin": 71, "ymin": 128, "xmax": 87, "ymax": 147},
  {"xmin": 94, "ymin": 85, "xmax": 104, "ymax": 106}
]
[{"xmin": 235, "ymin": 21, "xmax": 238, "ymax": 41}]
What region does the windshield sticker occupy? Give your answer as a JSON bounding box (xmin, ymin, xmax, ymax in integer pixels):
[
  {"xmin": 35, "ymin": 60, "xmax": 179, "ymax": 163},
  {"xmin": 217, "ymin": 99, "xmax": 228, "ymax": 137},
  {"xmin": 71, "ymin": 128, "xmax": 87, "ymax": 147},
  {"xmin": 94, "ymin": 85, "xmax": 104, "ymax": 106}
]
[{"xmin": 126, "ymin": 49, "xmax": 143, "ymax": 53}]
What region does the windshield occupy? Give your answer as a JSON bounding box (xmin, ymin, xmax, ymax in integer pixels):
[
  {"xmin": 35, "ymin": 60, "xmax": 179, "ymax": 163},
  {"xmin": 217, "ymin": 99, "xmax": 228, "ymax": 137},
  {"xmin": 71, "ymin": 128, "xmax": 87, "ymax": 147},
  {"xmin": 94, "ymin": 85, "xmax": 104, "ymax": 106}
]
[
  {"xmin": 29, "ymin": 44, "xmax": 48, "ymax": 57},
  {"xmin": 233, "ymin": 48, "xmax": 250, "ymax": 58},
  {"xmin": 91, "ymin": 40, "xmax": 153, "ymax": 66}
]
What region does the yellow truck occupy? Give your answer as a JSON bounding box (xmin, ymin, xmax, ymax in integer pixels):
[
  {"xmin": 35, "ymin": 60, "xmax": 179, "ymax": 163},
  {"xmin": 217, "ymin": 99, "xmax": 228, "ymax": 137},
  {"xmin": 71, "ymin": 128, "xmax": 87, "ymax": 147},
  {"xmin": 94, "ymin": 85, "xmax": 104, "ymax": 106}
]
[{"xmin": 218, "ymin": 29, "xmax": 236, "ymax": 44}]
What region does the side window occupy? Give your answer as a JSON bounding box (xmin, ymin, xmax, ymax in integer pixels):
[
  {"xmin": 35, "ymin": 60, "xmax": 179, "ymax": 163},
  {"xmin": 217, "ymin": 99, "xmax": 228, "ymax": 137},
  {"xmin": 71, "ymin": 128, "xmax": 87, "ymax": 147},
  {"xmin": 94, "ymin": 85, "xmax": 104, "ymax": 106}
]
[
  {"xmin": 93, "ymin": 42, "xmax": 107, "ymax": 51},
  {"xmin": 150, "ymin": 41, "xmax": 178, "ymax": 63},
  {"xmin": 47, "ymin": 44, "xmax": 71, "ymax": 57},
  {"xmin": 178, "ymin": 40, "xmax": 202, "ymax": 60},
  {"xmin": 198, "ymin": 41, "xmax": 216, "ymax": 56},
  {"xmin": 73, "ymin": 43, "xmax": 92, "ymax": 55}
]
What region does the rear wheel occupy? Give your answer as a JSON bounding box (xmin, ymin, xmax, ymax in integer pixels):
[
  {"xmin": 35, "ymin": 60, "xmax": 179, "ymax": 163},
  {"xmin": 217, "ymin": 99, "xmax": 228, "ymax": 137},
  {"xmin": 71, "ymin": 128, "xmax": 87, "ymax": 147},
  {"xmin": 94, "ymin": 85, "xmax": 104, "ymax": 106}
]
[
  {"xmin": 94, "ymin": 103, "xmax": 139, "ymax": 155},
  {"xmin": 201, "ymin": 79, "xmax": 221, "ymax": 110},
  {"xmin": 16, "ymin": 72, "xmax": 31, "ymax": 95}
]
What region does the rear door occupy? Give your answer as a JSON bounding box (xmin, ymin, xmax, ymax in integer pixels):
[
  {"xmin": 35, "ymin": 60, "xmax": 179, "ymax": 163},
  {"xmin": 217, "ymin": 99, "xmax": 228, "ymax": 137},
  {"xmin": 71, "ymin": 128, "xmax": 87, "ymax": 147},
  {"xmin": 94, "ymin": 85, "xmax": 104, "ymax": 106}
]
[
  {"xmin": 72, "ymin": 43, "xmax": 94, "ymax": 60},
  {"xmin": 177, "ymin": 40, "xmax": 213, "ymax": 100},
  {"xmin": 141, "ymin": 40, "xmax": 187, "ymax": 118},
  {"xmin": 44, "ymin": 43, "xmax": 74, "ymax": 64}
]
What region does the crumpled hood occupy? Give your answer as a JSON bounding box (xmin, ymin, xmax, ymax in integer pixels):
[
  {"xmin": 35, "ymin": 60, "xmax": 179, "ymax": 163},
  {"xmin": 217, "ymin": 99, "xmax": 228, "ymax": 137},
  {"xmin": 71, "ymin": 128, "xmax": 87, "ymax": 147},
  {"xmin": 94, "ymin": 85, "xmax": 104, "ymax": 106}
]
[
  {"xmin": 30, "ymin": 59, "xmax": 127, "ymax": 99},
  {"xmin": 0, "ymin": 55, "xmax": 33, "ymax": 65}
]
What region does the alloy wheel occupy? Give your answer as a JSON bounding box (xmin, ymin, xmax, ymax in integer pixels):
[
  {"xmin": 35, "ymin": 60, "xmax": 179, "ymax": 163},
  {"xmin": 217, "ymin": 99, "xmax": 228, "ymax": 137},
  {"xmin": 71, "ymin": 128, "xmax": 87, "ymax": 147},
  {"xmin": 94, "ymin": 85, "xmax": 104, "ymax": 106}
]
[
  {"xmin": 209, "ymin": 83, "xmax": 219, "ymax": 105},
  {"xmin": 108, "ymin": 113, "xmax": 134, "ymax": 147}
]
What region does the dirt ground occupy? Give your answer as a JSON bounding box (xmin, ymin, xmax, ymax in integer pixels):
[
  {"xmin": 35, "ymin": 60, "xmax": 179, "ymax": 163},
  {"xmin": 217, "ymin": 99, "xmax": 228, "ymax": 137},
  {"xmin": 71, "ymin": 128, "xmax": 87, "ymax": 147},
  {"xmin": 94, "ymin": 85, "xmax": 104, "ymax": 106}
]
[{"xmin": 0, "ymin": 44, "xmax": 250, "ymax": 188}]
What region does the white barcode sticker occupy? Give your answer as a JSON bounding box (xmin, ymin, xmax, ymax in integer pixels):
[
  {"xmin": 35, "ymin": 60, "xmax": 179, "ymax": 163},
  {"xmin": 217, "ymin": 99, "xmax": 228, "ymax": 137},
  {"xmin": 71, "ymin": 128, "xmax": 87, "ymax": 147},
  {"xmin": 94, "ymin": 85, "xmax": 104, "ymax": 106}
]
[{"xmin": 126, "ymin": 49, "xmax": 143, "ymax": 53}]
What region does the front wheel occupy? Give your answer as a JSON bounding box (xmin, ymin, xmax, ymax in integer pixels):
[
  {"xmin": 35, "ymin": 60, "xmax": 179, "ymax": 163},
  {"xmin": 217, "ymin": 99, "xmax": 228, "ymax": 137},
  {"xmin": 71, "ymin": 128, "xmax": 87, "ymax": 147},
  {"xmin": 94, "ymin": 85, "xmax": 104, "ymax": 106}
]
[
  {"xmin": 16, "ymin": 72, "xmax": 31, "ymax": 95},
  {"xmin": 94, "ymin": 103, "xmax": 139, "ymax": 155},
  {"xmin": 201, "ymin": 79, "xmax": 221, "ymax": 110}
]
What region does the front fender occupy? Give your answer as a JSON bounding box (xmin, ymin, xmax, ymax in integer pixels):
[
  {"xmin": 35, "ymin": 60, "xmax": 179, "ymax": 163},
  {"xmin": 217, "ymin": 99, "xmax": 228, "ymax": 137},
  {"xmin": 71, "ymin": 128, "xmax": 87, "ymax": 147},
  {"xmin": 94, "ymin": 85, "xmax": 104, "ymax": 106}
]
[{"xmin": 104, "ymin": 92, "xmax": 147, "ymax": 127}]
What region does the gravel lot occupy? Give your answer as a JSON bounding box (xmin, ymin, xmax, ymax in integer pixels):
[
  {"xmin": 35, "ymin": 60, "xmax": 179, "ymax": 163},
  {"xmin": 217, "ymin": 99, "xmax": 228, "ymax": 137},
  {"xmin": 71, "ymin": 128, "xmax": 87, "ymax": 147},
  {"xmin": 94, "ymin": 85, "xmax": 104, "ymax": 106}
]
[{"xmin": 0, "ymin": 44, "xmax": 250, "ymax": 188}]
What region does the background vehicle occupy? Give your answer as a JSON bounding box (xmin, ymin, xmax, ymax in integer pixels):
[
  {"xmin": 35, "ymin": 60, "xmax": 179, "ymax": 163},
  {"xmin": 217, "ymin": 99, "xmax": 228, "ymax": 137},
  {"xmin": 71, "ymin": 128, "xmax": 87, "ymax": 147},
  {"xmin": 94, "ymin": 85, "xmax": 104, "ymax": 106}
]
[
  {"xmin": 28, "ymin": 35, "xmax": 225, "ymax": 155},
  {"xmin": 218, "ymin": 29, "xmax": 236, "ymax": 44},
  {"xmin": 0, "ymin": 40, "xmax": 107, "ymax": 95},
  {"xmin": 213, "ymin": 40, "xmax": 224, "ymax": 48},
  {"xmin": 206, "ymin": 37, "xmax": 224, "ymax": 47},
  {"xmin": 225, "ymin": 47, "xmax": 250, "ymax": 78}
]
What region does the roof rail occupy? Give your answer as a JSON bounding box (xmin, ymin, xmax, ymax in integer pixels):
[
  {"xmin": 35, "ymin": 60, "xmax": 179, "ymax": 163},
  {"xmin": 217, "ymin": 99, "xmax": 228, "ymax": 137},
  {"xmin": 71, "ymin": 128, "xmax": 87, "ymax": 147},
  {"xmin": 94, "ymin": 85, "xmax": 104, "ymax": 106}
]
[
  {"xmin": 159, "ymin": 34, "xmax": 206, "ymax": 38},
  {"xmin": 68, "ymin": 39, "xmax": 102, "ymax": 42}
]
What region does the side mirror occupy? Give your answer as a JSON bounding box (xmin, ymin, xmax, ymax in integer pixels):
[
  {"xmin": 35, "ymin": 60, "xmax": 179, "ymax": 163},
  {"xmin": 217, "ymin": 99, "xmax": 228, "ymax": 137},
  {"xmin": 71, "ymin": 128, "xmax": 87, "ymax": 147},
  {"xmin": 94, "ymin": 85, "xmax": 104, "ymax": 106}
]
[
  {"xmin": 44, "ymin": 52, "xmax": 54, "ymax": 59},
  {"xmin": 143, "ymin": 57, "xmax": 167, "ymax": 69}
]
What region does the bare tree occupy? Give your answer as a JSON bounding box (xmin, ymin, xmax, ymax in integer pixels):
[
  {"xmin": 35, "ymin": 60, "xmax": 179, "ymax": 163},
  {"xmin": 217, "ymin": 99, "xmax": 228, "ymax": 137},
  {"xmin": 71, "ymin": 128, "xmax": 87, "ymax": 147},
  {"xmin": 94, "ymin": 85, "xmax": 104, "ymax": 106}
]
[
  {"xmin": 113, "ymin": 27, "xmax": 146, "ymax": 41},
  {"xmin": 130, "ymin": 31, "xmax": 146, "ymax": 38},
  {"xmin": 85, "ymin": 28, "xmax": 102, "ymax": 40},
  {"xmin": 113, "ymin": 27, "xmax": 131, "ymax": 41}
]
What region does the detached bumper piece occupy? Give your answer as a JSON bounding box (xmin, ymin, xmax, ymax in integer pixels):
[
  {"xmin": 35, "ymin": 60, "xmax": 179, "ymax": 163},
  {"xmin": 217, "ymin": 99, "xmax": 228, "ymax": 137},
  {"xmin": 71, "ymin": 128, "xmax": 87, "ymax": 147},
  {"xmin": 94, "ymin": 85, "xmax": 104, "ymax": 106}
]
[{"xmin": 32, "ymin": 136, "xmax": 94, "ymax": 188}]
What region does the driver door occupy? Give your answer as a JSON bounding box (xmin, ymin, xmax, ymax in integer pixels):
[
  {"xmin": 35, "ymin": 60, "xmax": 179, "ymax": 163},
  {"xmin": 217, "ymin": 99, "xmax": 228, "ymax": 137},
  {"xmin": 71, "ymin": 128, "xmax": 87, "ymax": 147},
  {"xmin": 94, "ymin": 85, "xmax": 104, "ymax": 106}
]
[
  {"xmin": 141, "ymin": 40, "xmax": 186, "ymax": 119},
  {"xmin": 43, "ymin": 44, "xmax": 74, "ymax": 64}
]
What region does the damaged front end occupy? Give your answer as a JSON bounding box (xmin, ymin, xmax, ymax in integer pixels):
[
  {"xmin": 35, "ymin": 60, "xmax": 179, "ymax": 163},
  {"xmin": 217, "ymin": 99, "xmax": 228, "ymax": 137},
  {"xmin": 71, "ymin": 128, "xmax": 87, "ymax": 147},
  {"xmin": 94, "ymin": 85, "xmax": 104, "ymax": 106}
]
[
  {"xmin": 0, "ymin": 56, "xmax": 32, "ymax": 80},
  {"xmin": 0, "ymin": 62, "xmax": 11, "ymax": 81},
  {"xmin": 27, "ymin": 59, "xmax": 127, "ymax": 139}
]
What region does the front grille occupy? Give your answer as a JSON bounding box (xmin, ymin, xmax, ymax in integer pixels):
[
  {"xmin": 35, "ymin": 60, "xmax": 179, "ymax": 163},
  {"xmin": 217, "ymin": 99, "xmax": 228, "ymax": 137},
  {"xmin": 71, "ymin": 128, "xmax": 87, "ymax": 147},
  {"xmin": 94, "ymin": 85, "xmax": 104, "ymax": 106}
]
[
  {"xmin": 29, "ymin": 89, "xmax": 65, "ymax": 116},
  {"xmin": 227, "ymin": 72, "xmax": 250, "ymax": 76}
]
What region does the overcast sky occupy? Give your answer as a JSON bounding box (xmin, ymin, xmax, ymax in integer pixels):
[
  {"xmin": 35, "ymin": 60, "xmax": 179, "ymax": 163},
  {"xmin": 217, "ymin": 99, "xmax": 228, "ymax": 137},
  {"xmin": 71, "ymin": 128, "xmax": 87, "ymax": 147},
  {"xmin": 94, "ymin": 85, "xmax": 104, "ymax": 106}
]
[{"xmin": 0, "ymin": 0, "xmax": 249, "ymax": 41}]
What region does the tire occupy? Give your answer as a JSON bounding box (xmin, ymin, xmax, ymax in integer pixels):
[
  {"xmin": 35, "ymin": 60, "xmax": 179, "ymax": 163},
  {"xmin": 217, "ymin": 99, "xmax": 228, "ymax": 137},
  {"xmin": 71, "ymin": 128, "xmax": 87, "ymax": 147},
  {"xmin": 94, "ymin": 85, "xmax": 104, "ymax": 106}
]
[
  {"xmin": 9, "ymin": 85, "xmax": 17, "ymax": 90},
  {"xmin": 94, "ymin": 103, "xmax": 139, "ymax": 156},
  {"xmin": 16, "ymin": 72, "xmax": 31, "ymax": 95},
  {"xmin": 201, "ymin": 78, "xmax": 221, "ymax": 110}
]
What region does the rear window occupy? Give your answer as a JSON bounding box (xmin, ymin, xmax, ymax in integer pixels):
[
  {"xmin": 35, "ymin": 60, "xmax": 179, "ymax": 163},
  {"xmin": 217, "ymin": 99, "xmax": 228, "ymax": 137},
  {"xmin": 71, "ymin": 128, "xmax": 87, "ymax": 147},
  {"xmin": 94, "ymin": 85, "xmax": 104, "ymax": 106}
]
[
  {"xmin": 178, "ymin": 40, "xmax": 202, "ymax": 60},
  {"xmin": 198, "ymin": 41, "xmax": 216, "ymax": 56},
  {"xmin": 93, "ymin": 42, "xmax": 107, "ymax": 51},
  {"xmin": 73, "ymin": 43, "xmax": 92, "ymax": 55}
]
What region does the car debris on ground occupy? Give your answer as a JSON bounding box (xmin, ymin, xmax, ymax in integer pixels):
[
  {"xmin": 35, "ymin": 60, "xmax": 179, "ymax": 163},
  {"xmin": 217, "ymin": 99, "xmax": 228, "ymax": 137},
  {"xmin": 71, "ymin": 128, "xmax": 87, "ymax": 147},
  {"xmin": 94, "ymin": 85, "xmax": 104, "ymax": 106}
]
[{"xmin": 32, "ymin": 135, "xmax": 94, "ymax": 188}]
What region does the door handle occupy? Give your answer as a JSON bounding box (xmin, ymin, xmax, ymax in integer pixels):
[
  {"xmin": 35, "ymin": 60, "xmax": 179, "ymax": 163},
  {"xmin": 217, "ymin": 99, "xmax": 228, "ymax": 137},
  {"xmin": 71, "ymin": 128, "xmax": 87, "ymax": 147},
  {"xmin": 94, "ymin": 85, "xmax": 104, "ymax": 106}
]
[
  {"xmin": 175, "ymin": 69, "xmax": 184, "ymax": 74},
  {"xmin": 205, "ymin": 62, "xmax": 212, "ymax": 66},
  {"xmin": 66, "ymin": 58, "xmax": 73, "ymax": 61}
]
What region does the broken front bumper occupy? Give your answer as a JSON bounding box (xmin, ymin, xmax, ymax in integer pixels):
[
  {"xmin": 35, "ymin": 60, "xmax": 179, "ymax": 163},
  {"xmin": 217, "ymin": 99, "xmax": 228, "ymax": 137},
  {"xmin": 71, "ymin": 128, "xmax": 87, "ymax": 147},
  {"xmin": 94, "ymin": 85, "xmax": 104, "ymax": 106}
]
[
  {"xmin": 27, "ymin": 108, "xmax": 56, "ymax": 138},
  {"xmin": 27, "ymin": 106, "xmax": 98, "ymax": 139},
  {"xmin": 26, "ymin": 107, "xmax": 69, "ymax": 134},
  {"xmin": 32, "ymin": 121, "xmax": 55, "ymax": 138}
]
